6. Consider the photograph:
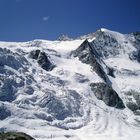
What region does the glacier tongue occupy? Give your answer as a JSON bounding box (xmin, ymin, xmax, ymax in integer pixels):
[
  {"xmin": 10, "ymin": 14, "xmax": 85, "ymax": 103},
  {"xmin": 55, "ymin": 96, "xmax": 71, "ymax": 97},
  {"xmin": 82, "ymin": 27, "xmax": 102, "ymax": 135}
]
[{"xmin": 0, "ymin": 29, "xmax": 140, "ymax": 140}]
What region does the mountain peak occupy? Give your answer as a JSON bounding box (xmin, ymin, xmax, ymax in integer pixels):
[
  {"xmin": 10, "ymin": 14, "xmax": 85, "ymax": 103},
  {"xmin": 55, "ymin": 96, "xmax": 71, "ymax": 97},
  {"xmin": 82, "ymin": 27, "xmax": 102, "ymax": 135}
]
[
  {"xmin": 57, "ymin": 34, "xmax": 73, "ymax": 41},
  {"xmin": 77, "ymin": 28, "xmax": 112, "ymax": 40},
  {"xmin": 100, "ymin": 28, "xmax": 108, "ymax": 32}
]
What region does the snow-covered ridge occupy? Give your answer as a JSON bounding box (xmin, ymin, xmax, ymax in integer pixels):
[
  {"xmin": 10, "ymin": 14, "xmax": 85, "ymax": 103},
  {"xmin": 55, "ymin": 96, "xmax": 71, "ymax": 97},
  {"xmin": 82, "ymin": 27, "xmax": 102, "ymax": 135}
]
[{"xmin": 0, "ymin": 28, "xmax": 140, "ymax": 140}]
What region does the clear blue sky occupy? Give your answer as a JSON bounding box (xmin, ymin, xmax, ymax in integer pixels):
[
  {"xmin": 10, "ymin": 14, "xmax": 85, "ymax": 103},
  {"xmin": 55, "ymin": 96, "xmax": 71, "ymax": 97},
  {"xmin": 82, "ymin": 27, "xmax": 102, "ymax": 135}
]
[{"xmin": 0, "ymin": 0, "xmax": 140, "ymax": 41}]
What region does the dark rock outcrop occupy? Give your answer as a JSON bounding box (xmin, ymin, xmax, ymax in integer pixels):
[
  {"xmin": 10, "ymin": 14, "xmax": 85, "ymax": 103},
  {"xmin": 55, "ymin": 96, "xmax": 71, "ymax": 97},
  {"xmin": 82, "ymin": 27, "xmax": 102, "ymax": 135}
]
[
  {"xmin": 108, "ymin": 67, "xmax": 115, "ymax": 78},
  {"xmin": 129, "ymin": 49, "xmax": 140, "ymax": 63},
  {"xmin": 57, "ymin": 35, "xmax": 72, "ymax": 41},
  {"xmin": 130, "ymin": 31, "xmax": 140, "ymax": 50},
  {"xmin": 72, "ymin": 39, "xmax": 93, "ymax": 64},
  {"xmin": 133, "ymin": 31, "xmax": 140, "ymax": 41},
  {"xmin": 138, "ymin": 50, "xmax": 140, "ymax": 62},
  {"xmin": 0, "ymin": 132, "xmax": 35, "ymax": 140},
  {"xmin": 30, "ymin": 50, "xmax": 55, "ymax": 71},
  {"xmin": 72, "ymin": 39, "xmax": 113, "ymax": 83},
  {"xmin": 125, "ymin": 90, "xmax": 140, "ymax": 114},
  {"xmin": 129, "ymin": 31, "xmax": 140, "ymax": 62},
  {"xmin": 30, "ymin": 49, "xmax": 40, "ymax": 60},
  {"xmin": 90, "ymin": 83, "xmax": 125, "ymax": 109},
  {"xmin": 126, "ymin": 102, "xmax": 138, "ymax": 111}
]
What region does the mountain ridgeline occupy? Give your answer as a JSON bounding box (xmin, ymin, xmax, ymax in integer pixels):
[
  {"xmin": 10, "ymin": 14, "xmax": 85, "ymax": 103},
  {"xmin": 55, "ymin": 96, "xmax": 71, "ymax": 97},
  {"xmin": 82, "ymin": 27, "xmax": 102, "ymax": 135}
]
[{"xmin": 0, "ymin": 28, "xmax": 140, "ymax": 140}]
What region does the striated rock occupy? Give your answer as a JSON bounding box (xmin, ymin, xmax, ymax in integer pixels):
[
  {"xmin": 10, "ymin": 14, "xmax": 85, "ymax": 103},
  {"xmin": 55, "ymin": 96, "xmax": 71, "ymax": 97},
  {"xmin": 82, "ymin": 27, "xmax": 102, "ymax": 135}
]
[{"xmin": 90, "ymin": 83, "xmax": 125, "ymax": 109}]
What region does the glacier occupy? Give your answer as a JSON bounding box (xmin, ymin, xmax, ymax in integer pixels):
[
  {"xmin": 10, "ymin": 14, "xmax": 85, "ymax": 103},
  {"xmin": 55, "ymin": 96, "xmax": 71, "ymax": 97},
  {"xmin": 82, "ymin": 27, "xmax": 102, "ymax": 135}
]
[{"xmin": 0, "ymin": 28, "xmax": 140, "ymax": 140}]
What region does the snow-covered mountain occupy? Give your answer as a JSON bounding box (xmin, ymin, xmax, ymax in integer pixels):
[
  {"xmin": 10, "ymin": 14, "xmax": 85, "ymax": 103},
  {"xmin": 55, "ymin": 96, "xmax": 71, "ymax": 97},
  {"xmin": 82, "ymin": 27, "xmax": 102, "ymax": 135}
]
[{"xmin": 0, "ymin": 28, "xmax": 140, "ymax": 140}]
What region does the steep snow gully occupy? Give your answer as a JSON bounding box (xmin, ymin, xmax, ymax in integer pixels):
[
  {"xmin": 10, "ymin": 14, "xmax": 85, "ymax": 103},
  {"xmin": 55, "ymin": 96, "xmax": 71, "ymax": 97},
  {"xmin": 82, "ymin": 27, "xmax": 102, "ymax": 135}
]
[{"xmin": 0, "ymin": 28, "xmax": 140, "ymax": 140}]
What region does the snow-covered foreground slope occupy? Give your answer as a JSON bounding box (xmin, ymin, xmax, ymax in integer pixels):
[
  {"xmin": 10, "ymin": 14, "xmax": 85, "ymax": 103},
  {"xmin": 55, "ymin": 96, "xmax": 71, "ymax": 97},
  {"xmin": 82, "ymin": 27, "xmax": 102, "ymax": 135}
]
[{"xmin": 0, "ymin": 29, "xmax": 140, "ymax": 140}]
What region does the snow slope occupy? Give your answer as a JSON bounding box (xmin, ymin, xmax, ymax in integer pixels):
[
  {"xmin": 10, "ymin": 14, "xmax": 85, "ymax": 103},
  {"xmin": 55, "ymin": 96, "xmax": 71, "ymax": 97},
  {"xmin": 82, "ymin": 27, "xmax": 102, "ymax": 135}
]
[{"xmin": 0, "ymin": 29, "xmax": 140, "ymax": 140}]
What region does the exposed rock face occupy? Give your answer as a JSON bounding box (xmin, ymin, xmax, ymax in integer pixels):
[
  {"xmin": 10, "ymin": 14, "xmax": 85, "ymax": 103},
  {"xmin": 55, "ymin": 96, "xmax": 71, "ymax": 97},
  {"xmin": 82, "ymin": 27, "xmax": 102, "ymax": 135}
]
[
  {"xmin": 0, "ymin": 48, "xmax": 26, "ymax": 102},
  {"xmin": 72, "ymin": 39, "xmax": 113, "ymax": 83},
  {"xmin": 90, "ymin": 83, "xmax": 125, "ymax": 109},
  {"xmin": 57, "ymin": 35, "xmax": 72, "ymax": 41},
  {"xmin": 130, "ymin": 31, "xmax": 140, "ymax": 49},
  {"xmin": 133, "ymin": 31, "xmax": 140, "ymax": 41},
  {"xmin": 90, "ymin": 30, "xmax": 120, "ymax": 58},
  {"xmin": 72, "ymin": 39, "xmax": 124, "ymax": 109},
  {"xmin": 30, "ymin": 50, "xmax": 55, "ymax": 71},
  {"xmin": 0, "ymin": 48, "xmax": 28, "ymax": 70},
  {"xmin": 138, "ymin": 50, "xmax": 140, "ymax": 63},
  {"xmin": 128, "ymin": 32, "xmax": 140, "ymax": 62},
  {"xmin": 124, "ymin": 90, "xmax": 140, "ymax": 114},
  {"xmin": 126, "ymin": 102, "xmax": 138, "ymax": 111},
  {"xmin": 30, "ymin": 49, "xmax": 40, "ymax": 59},
  {"xmin": 129, "ymin": 49, "xmax": 140, "ymax": 63},
  {"xmin": 108, "ymin": 67, "xmax": 115, "ymax": 78},
  {"xmin": 0, "ymin": 132, "xmax": 35, "ymax": 140},
  {"xmin": 72, "ymin": 39, "xmax": 94, "ymax": 64}
]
